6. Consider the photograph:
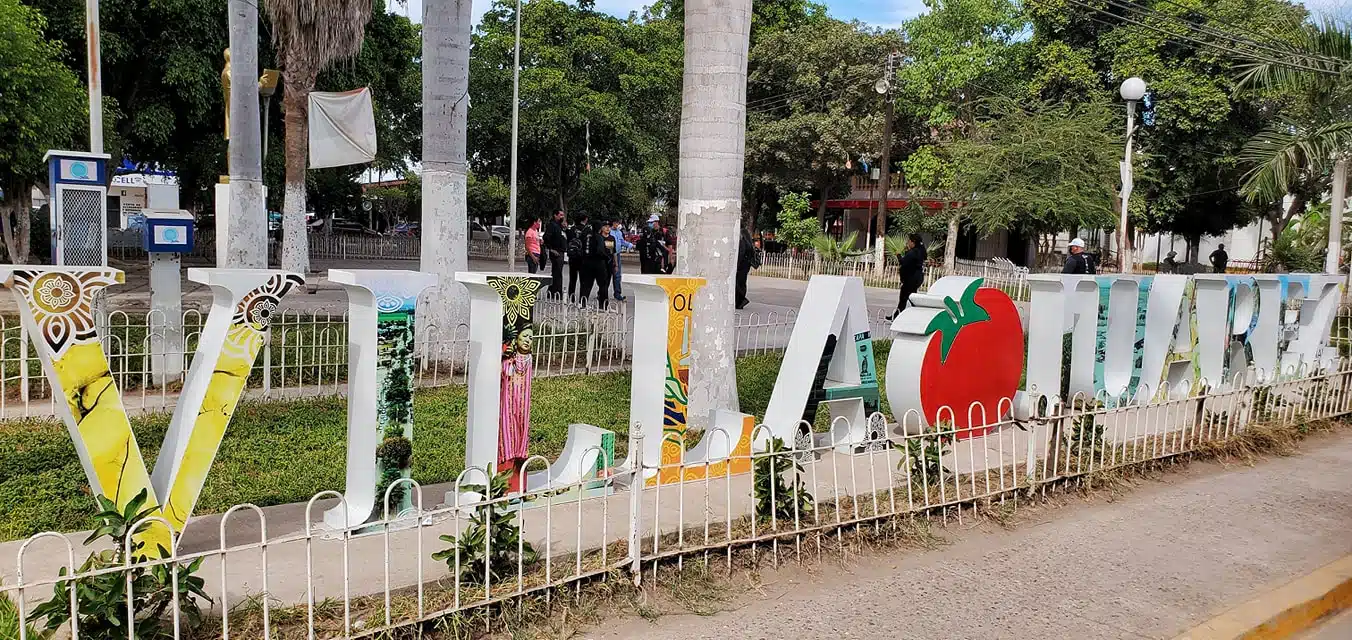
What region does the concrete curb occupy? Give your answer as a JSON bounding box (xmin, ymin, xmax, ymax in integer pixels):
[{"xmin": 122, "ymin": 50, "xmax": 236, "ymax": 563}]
[{"xmin": 1174, "ymin": 554, "xmax": 1352, "ymax": 640}]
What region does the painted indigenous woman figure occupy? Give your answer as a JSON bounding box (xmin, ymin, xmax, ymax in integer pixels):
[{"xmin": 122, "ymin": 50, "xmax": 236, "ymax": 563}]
[{"xmin": 488, "ymin": 276, "xmax": 542, "ymax": 493}]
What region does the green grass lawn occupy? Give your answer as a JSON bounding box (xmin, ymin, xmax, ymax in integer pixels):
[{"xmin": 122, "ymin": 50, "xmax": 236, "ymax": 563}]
[{"xmin": 0, "ymin": 342, "xmax": 893, "ymax": 540}]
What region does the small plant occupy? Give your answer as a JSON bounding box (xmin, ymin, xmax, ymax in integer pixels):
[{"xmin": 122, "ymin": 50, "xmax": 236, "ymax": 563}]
[
  {"xmin": 431, "ymin": 469, "xmax": 537, "ymax": 586},
  {"xmin": 31, "ymin": 489, "xmax": 209, "ymax": 640},
  {"xmin": 895, "ymin": 424, "xmax": 952, "ymax": 486},
  {"xmin": 753, "ymin": 437, "xmax": 814, "ymax": 524},
  {"xmin": 1, "ymin": 587, "xmax": 51, "ymax": 640},
  {"xmin": 375, "ymin": 424, "xmax": 414, "ymax": 514},
  {"xmin": 1068, "ymin": 413, "xmax": 1105, "ymax": 460}
]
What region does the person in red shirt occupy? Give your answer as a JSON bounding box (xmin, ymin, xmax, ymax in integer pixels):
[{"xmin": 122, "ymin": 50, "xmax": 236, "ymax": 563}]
[{"xmin": 524, "ymin": 218, "xmax": 543, "ymax": 273}]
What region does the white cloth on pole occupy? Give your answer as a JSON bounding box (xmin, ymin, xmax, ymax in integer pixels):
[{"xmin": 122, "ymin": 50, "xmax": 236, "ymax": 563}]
[{"xmin": 308, "ymin": 88, "xmax": 377, "ymax": 169}]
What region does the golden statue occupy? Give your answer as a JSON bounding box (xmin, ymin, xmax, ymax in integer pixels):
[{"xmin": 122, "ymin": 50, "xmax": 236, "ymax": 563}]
[
  {"xmin": 221, "ymin": 49, "xmax": 281, "ymax": 182},
  {"xmin": 222, "ymin": 48, "xmax": 232, "ymax": 140},
  {"xmin": 221, "ymin": 48, "xmax": 281, "ymax": 142}
]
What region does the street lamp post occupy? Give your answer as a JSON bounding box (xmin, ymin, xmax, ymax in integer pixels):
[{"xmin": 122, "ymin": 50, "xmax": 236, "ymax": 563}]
[
  {"xmin": 1118, "ymin": 77, "xmax": 1145, "ymax": 274},
  {"xmin": 506, "ymin": 0, "xmax": 523, "ymax": 270},
  {"xmin": 872, "ymin": 52, "xmax": 900, "ymax": 276}
]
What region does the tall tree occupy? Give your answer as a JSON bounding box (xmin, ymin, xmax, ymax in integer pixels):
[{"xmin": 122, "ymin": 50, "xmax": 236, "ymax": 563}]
[
  {"xmin": 945, "ymin": 97, "xmax": 1121, "ymax": 263},
  {"xmin": 468, "ymin": 0, "xmax": 682, "ymax": 219},
  {"xmin": 744, "ymin": 19, "xmax": 902, "ymax": 222},
  {"xmin": 264, "ymin": 0, "xmax": 374, "ymax": 273},
  {"xmin": 898, "ymin": 0, "xmax": 1026, "ymax": 267},
  {"xmin": 421, "ymin": 0, "xmax": 474, "ymax": 339},
  {"xmin": 1025, "ymin": 0, "xmax": 1306, "ymax": 255},
  {"xmin": 679, "ymin": 0, "xmax": 752, "ymax": 421},
  {"xmin": 0, "ymin": 0, "xmax": 83, "ymax": 263},
  {"xmin": 27, "ymin": 0, "xmax": 232, "ymax": 211}
]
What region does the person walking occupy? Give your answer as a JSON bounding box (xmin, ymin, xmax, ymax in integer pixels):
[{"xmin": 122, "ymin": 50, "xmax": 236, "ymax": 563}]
[
  {"xmin": 638, "ymin": 214, "xmax": 667, "ymax": 274},
  {"xmin": 1062, "ymin": 238, "xmax": 1091, "ymax": 274},
  {"xmin": 736, "ymin": 225, "xmax": 760, "ymax": 309},
  {"xmin": 567, "ymin": 214, "xmax": 590, "ymax": 301},
  {"xmin": 1210, "ymin": 243, "xmax": 1229, "ymax": 273},
  {"xmin": 543, "ymin": 210, "xmax": 568, "ymax": 297},
  {"xmin": 891, "ymin": 233, "xmax": 926, "ymax": 319},
  {"xmin": 524, "ymin": 218, "xmax": 543, "ymax": 274},
  {"xmin": 608, "ymin": 220, "xmax": 633, "ymax": 301}
]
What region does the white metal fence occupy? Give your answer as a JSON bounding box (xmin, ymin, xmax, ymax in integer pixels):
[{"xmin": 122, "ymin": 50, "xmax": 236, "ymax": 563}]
[
  {"xmin": 3, "ymin": 357, "xmax": 1348, "ymax": 639},
  {"xmin": 757, "ymin": 253, "xmax": 1032, "ymax": 301},
  {"xmin": 108, "ymin": 231, "xmax": 514, "ymax": 263}
]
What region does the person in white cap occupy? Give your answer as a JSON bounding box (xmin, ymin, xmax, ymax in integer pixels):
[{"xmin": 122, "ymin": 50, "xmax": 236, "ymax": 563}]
[{"xmin": 1063, "ymin": 237, "xmax": 1091, "ymax": 274}]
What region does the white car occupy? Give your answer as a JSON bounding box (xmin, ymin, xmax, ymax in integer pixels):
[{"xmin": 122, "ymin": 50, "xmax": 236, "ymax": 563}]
[{"xmin": 471, "ymin": 221, "xmax": 511, "ymax": 243}]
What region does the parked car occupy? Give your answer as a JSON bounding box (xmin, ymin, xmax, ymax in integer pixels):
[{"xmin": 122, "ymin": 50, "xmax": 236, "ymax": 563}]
[{"xmin": 470, "ymin": 221, "xmax": 510, "ymax": 243}]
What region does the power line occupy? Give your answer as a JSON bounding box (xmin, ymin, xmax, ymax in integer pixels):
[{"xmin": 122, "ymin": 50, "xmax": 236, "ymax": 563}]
[
  {"xmin": 1063, "ymin": 0, "xmax": 1343, "ymax": 76},
  {"xmin": 1102, "ymin": 0, "xmax": 1348, "ymax": 69}
]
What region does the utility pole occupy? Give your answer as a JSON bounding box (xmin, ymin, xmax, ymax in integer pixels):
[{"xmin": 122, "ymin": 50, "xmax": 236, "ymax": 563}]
[
  {"xmin": 86, "ymin": 0, "xmax": 102, "ymax": 153},
  {"xmin": 225, "ymin": 0, "xmax": 266, "ymax": 268},
  {"xmin": 507, "ymin": 0, "xmax": 522, "ymax": 271},
  {"xmin": 873, "ymin": 52, "xmax": 899, "ymax": 275}
]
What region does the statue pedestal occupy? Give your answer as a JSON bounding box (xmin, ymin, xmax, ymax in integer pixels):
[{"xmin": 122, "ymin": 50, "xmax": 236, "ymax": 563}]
[{"xmin": 214, "ymin": 181, "xmax": 267, "ymax": 266}]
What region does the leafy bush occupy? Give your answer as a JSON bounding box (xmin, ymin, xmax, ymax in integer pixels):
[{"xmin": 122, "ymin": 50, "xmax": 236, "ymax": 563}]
[
  {"xmin": 1, "ymin": 587, "xmax": 50, "ymax": 640},
  {"xmin": 753, "ymin": 437, "xmax": 814, "ymax": 524},
  {"xmin": 775, "ymin": 192, "xmax": 819, "ymax": 252},
  {"xmin": 375, "ymin": 424, "xmax": 414, "ymax": 513},
  {"xmin": 810, "ymin": 231, "xmax": 867, "ymax": 261},
  {"xmin": 431, "ymin": 469, "xmax": 537, "ymax": 586},
  {"xmin": 895, "ymin": 424, "xmax": 952, "ymax": 486},
  {"xmin": 31, "ymin": 490, "xmax": 209, "ymax": 639}
]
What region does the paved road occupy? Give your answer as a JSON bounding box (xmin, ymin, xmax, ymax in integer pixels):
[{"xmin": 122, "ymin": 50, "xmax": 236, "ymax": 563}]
[
  {"xmin": 585, "ymin": 431, "xmax": 1352, "ymax": 640},
  {"xmin": 0, "ymin": 256, "xmax": 903, "ymax": 319}
]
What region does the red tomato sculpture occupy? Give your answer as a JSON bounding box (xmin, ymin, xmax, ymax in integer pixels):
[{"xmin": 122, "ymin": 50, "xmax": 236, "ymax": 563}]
[{"xmin": 888, "ymin": 278, "xmax": 1024, "ymax": 440}]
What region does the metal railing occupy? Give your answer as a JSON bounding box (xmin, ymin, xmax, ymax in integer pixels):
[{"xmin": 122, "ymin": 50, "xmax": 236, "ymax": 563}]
[
  {"xmin": 108, "ymin": 230, "xmax": 515, "ymax": 263},
  {"xmin": 2, "ymin": 358, "xmax": 1348, "ymax": 639},
  {"xmin": 757, "ymin": 252, "xmax": 1031, "ymax": 301}
]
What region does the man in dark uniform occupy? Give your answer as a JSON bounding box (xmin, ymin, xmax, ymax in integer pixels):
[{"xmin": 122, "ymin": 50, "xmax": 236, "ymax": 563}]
[{"xmin": 543, "ymin": 210, "xmax": 568, "ymax": 297}]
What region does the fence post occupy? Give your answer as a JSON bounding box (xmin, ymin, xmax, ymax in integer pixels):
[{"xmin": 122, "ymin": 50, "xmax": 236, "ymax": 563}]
[
  {"xmin": 628, "ymin": 427, "xmax": 645, "ymax": 586},
  {"xmin": 585, "ymin": 321, "xmax": 598, "ymax": 374},
  {"xmin": 262, "ymin": 327, "xmax": 273, "ymax": 397},
  {"xmin": 19, "ymin": 321, "xmax": 29, "ymax": 403}
]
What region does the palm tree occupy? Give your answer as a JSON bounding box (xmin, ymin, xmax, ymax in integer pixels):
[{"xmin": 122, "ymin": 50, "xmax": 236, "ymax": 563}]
[
  {"xmin": 677, "ymin": 0, "xmax": 754, "ymax": 420},
  {"xmin": 1236, "ymin": 18, "xmax": 1352, "ymax": 271},
  {"xmin": 264, "ymin": 0, "xmax": 374, "ymax": 274}
]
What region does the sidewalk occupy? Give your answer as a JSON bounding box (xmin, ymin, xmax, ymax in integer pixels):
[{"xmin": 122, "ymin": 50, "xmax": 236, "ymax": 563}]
[{"xmin": 586, "ymin": 430, "xmax": 1352, "ymax": 640}]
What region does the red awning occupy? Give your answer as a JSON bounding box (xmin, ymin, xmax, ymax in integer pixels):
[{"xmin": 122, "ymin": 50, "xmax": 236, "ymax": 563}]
[{"xmin": 811, "ymin": 199, "xmax": 959, "ymax": 211}]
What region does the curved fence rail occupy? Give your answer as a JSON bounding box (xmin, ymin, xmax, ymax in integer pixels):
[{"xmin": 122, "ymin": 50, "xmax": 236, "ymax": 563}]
[{"xmin": 1, "ymin": 360, "xmax": 1348, "ymax": 639}]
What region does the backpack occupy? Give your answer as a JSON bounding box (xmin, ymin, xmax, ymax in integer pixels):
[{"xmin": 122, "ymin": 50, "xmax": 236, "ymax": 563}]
[{"xmin": 567, "ymin": 229, "xmax": 584, "ymax": 257}]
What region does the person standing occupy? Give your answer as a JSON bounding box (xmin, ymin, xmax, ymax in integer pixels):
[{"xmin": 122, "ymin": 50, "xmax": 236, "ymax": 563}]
[
  {"xmin": 577, "ymin": 221, "xmax": 610, "ymax": 309},
  {"xmin": 663, "ymin": 224, "xmax": 678, "ymax": 274},
  {"xmin": 1210, "ymin": 243, "xmax": 1229, "ymax": 273},
  {"xmin": 543, "ymin": 210, "xmax": 568, "ymax": 297},
  {"xmin": 608, "ymin": 220, "xmax": 633, "ymax": 301},
  {"xmin": 524, "ymin": 218, "xmax": 543, "ymax": 274},
  {"xmin": 638, "ymin": 214, "xmax": 667, "ymax": 274},
  {"xmin": 567, "ymin": 214, "xmax": 590, "ymax": 301},
  {"xmin": 736, "ymin": 225, "xmax": 760, "ymax": 309},
  {"xmin": 1062, "ymin": 238, "xmax": 1091, "ymax": 274},
  {"xmin": 892, "ymin": 233, "xmax": 926, "ymax": 319}
]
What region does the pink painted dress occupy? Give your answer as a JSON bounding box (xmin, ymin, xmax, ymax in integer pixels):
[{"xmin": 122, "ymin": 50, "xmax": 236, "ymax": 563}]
[{"xmin": 499, "ymin": 352, "xmax": 533, "ymax": 463}]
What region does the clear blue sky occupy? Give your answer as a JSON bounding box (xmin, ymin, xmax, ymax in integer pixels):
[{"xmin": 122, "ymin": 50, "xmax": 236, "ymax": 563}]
[{"xmin": 395, "ymin": 0, "xmax": 926, "ymax": 29}]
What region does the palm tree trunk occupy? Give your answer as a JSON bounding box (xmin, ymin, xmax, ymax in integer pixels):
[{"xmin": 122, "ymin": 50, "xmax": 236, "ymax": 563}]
[
  {"xmin": 678, "ymin": 0, "xmax": 752, "ymax": 423},
  {"xmin": 419, "ymin": 0, "xmax": 473, "ymax": 343},
  {"xmin": 1328, "ymin": 157, "xmax": 1346, "ymax": 274},
  {"xmin": 281, "ymin": 80, "xmax": 311, "ymax": 274}
]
